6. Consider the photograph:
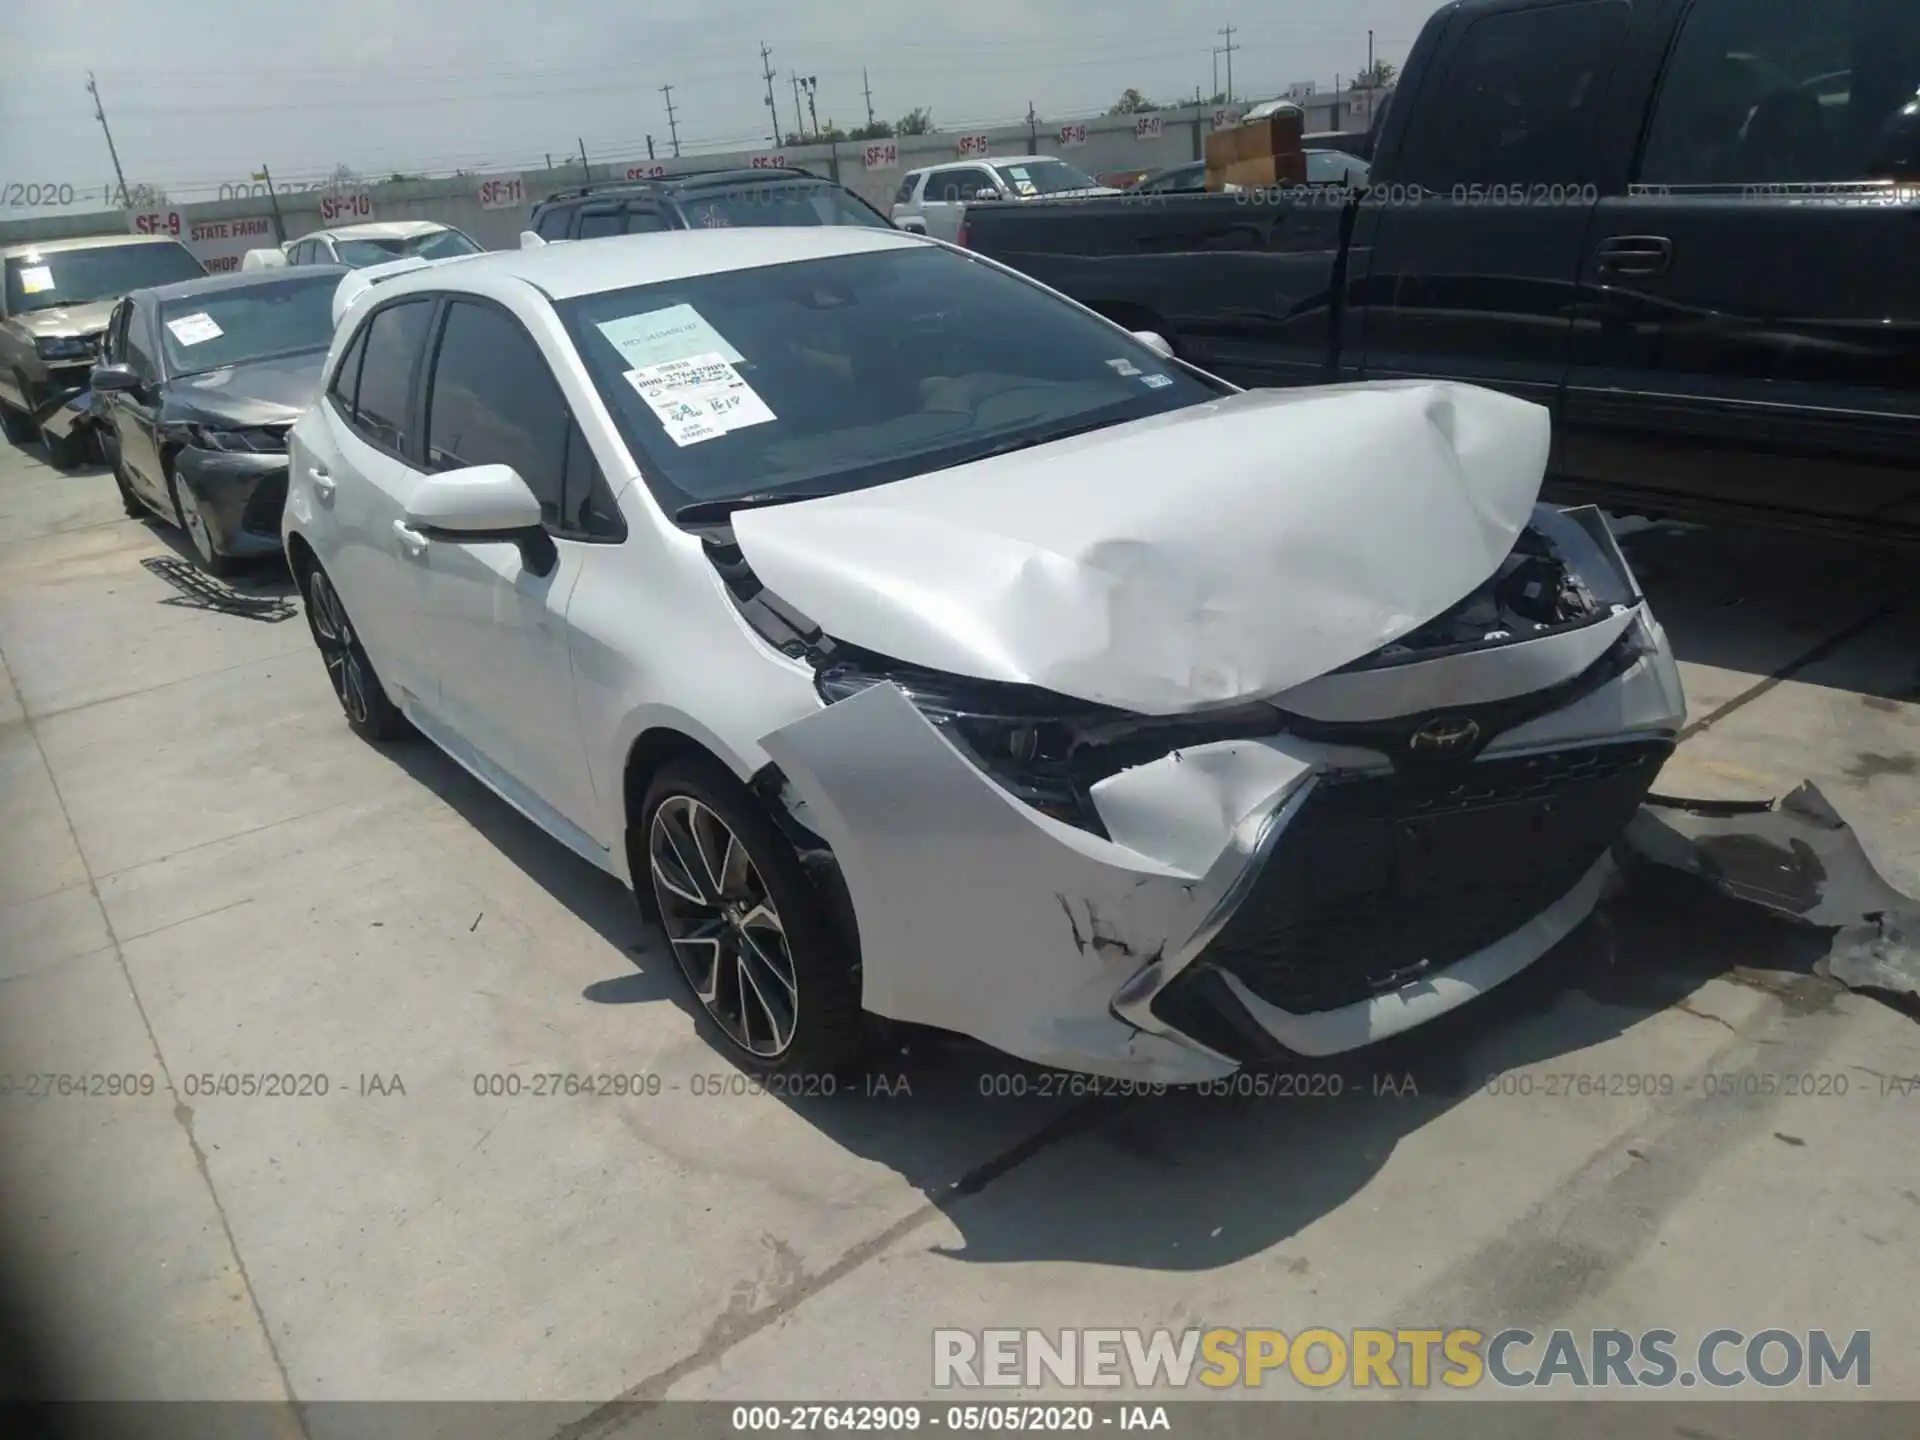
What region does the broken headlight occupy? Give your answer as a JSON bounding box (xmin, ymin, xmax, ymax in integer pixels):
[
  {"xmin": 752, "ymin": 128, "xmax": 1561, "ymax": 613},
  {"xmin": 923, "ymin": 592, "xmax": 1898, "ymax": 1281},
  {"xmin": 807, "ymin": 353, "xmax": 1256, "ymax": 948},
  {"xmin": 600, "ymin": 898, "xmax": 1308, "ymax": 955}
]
[{"xmin": 814, "ymin": 660, "xmax": 1107, "ymax": 834}]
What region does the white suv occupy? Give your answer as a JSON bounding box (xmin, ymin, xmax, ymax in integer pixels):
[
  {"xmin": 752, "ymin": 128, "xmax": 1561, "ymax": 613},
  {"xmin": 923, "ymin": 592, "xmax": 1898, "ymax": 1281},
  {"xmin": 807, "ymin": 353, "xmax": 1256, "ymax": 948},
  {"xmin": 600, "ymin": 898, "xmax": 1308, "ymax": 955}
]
[
  {"xmin": 285, "ymin": 224, "xmax": 1685, "ymax": 1083},
  {"xmin": 889, "ymin": 156, "xmax": 1121, "ymax": 240}
]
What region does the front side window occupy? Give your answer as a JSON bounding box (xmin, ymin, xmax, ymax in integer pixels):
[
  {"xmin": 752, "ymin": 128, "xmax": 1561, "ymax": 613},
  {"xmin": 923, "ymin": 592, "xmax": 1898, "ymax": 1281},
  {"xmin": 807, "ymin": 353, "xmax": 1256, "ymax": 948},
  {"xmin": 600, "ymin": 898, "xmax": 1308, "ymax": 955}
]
[
  {"xmin": 535, "ymin": 207, "xmax": 574, "ymax": 240},
  {"xmin": 558, "ymin": 244, "xmax": 1218, "ymax": 517},
  {"xmin": 424, "ymin": 300, "xmax": 566, "ymax": 525},
  {"xmin": 1639, "ymin": 0, "xmax": 1920, "ymax": 186},
  {"xmin": 926, "ymin": 168, "xmax": 998, "ymax": 203},
  {"xmin": 125, "ymin": 304, "xmax": 158, "ymax": 377},
  {"xmin": 892, "ymin": 176, "xmax": 919, "ymax": 206},
  {"xmin": 1307, "ymin": 151, "xmax": 1369, "ymax": 186},
  {"xmin": 329, "ymin": 324, "xmax": 368, "ymax": 409},
  {"xmin": 155, "ymin": 273, "xmax": 340, "ymax": 377},
  {"xmin": 675, "ymin": 184, "xmax": 894, "ymax": 230},
  {"xmin": 333, "ymin": 230, "xmax": 481, "ymax": 268},
  {"xmin": 576, "ymin": 210, "xmax": 627, "ymax": 240},
  {"xmin": 349, "ymin": 299, "xmax": 435, "ymax": 452},
  {"xmin": 3, "ymin": 241, "xmax": 205, "ymax": 315},
  {"xmin": 991, "ymin": 159, "xmax": 1102, "ymax": 196},
  {"xmin": 1138, "ymin": 164, "xmax": 1205, "ymax": 193},
  {"xmin": 1400, "ymin": 0, "xmax": 1631, "ymax": 189}
]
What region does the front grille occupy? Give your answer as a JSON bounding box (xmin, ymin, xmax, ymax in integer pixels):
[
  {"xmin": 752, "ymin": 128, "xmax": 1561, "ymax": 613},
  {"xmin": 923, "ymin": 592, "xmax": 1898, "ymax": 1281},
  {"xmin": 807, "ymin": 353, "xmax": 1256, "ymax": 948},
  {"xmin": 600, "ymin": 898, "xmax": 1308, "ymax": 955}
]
[
  {"xmin": 1162, "ymin": 739, "xmax": 1671, "ymax": 1019},
  {"xmin": 239, "ymin": 467, "xmax": 289, "ymax": 536}
]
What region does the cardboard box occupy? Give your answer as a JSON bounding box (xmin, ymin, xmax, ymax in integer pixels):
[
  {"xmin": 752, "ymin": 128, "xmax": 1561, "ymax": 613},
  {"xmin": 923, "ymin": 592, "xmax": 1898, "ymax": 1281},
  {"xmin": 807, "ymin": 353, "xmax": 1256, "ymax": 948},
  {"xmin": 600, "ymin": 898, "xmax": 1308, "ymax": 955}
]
[{"xmin": 1204, "ymin": 110, "xmax": 1306, "ymax": 169}]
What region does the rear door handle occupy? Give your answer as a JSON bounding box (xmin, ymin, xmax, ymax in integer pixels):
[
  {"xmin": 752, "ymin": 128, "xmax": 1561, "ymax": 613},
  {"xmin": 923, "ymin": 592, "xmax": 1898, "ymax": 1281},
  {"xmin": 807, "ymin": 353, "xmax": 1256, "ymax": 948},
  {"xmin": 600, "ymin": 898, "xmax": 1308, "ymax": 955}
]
[
  {"xmin": 392, "ymin": 519, "xmax": 429, "ymax": 557},
  {"xmin": 306, "ymin": 466, "xmax": 336, "ymax": 505},
  {"xmin": 1596, "ymin": 234, "xmax": 1673, "ymax": 277}
]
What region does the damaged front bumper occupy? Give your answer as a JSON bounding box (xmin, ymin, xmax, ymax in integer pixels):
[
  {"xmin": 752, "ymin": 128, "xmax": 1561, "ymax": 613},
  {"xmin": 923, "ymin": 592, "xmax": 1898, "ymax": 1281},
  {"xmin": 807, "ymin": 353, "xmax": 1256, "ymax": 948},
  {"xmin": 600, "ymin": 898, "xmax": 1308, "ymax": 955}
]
[
  {"xmin": 759, "ymin": 521, "xmax": 1687, "ymax": 1080},
  {"xmin": 174, "ymin": 447, "xmax": 291, "ymax": 557}
]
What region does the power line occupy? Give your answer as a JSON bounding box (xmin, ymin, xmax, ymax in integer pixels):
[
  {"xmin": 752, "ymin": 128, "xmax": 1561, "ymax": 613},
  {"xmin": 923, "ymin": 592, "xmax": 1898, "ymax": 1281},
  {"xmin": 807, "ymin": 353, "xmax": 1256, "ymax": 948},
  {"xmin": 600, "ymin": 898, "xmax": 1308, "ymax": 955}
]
[{"xmin": 660, "ymin": 83, "xmax": 680, "ymax": 158}]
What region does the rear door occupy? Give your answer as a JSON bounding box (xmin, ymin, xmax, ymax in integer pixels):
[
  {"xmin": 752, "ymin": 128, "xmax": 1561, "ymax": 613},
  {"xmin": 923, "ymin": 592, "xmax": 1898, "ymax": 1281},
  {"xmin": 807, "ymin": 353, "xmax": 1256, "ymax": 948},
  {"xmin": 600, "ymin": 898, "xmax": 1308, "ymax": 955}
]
[
  {"xmin": 1560, "ymin": 0, "xmax": 1920, "ymax": 533},
  {"xmin": 1350, "ymin": 0, "xmax": 1636, "ymax": 412},
  {"xmin": 301, "ymin": 295, "xmax": 440, "ymax": 708}
]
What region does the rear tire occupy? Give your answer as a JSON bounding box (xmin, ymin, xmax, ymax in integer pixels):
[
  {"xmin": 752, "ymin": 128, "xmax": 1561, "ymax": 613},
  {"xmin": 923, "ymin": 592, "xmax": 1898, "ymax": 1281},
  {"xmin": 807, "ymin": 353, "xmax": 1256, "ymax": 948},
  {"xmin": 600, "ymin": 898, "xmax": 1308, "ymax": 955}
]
[
  {"xmin": 639, "ymin": 755, "xmax": 865, "ymax": 1076},
  {"xmin": 297, "ymin": 558, "xmax": 411, "ymax": 743}
]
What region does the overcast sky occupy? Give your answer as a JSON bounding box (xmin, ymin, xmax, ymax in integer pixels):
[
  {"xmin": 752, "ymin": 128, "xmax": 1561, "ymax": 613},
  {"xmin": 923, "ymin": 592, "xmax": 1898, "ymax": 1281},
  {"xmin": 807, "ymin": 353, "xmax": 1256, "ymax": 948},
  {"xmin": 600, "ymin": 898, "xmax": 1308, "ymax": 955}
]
[{"xmin": 2, "ymin": 0, "xmax": 1436, "ymax": 209}]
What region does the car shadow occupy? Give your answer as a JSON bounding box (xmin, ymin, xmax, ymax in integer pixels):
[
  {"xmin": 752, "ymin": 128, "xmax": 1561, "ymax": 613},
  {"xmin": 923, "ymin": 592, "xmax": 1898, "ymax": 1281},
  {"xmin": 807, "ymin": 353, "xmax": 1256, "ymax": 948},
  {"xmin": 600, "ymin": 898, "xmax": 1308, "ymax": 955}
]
[
  {"xmin": 374, "ymin": 712, "xmax": 1845, "ymax": 1270},
  {"xmin": 1617, "ymin": 523, "xmax": 1920, "ymax": 707},
  {"xmin": 133, "ymin": 520, "xmax": 299, "ymax": 620}
]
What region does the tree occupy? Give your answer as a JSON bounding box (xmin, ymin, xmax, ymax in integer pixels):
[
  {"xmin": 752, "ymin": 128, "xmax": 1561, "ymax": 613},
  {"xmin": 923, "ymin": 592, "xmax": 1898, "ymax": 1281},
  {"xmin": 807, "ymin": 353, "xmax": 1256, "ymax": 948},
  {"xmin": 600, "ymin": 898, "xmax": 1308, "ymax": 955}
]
[
  {"xmin": 849, "ymin": 119, "xmax": 895, "ymax": 141},
  {"xmin": 1356, "ymin": 60, "xmax": 1397, "ymax": 89},
  {"xmin": 1108, "ymin": 88, "xmax": 1158, "ymax": 114},
  {"xmin": 897, "ymin": 107, "xmax": 933, "ymax": 135}
]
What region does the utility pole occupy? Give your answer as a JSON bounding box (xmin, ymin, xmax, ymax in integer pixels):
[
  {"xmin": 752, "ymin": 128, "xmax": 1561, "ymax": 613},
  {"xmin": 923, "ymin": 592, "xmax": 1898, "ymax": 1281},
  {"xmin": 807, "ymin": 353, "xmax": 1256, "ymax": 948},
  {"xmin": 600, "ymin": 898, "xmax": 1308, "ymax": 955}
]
[
  {"xmin": 1217, "ymin": 25, "xmax": 1238, "ymax": 105},
  {"xmin": 1212, "ymin": 48, "xmax": 1222, "ymax": 102},
  {"xmin": 801, "ymin": 76, "xmax": 820, "ymax": 140},
  {"xmin": 252, "ymin": 163, "xmax": 287, "ymax": 243},
  {"xmin": 862, "ymin": 67, "xmax": 877, "ymax": 130},
  {"xmin": 86, "ymin": 72, "xmax": 131, "ymax": 208},
  {"xmin": 789, "ymin": 73, "xmax": 806, "ymax": 143},
  {"xmin": 660, "ymin": 84, "xmax": 681, "ymax": 157},
  {"xmin": 1026, "ymin": 101, "xmax": 1037, "ymax": 152},
  {"xmin": 647, "ymin": 135, "xmax": 656, "ymax": 160},
  {"xmin": 577, "ymin": 136, "xmax": 591, "ymax": 183},
  {"xmin": 1368, "ymin": 29, "xmax": 1376, "ymax": 85},
  {"xmin": 760, "ymin": 43, "xmax": 780, "ymax": 143}
]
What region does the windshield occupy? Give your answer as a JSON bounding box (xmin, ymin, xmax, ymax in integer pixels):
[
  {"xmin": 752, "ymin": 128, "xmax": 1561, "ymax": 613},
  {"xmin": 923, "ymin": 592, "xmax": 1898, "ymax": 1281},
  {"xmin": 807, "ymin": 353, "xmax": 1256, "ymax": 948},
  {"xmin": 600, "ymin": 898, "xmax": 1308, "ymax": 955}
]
[
  {"xmin": 675, "ymin": 185, "xmax": 894, "ymax": 230},
  {"xmin": 156, "ymin": 273, "xmax": 340, "ymax": 376},
  {"xmin": 558, "ymin": 244, "xmax": 1217, "ymax": 514},
  {"xmin": 991, "ymin": 159, "xmax": 1102, "ymax": 195},
  {"xmin": 333, "ymin": 230, "xmax": 481, "ymax": 267},
  {"xmin": 4, "ymin": 242, "xmax": 205, "ymax": 316}
]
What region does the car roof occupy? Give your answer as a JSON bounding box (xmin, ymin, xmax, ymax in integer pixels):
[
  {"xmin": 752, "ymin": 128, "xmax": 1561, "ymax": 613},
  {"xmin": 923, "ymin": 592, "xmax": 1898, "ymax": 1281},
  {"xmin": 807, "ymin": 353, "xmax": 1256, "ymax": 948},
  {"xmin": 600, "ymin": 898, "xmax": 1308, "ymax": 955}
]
[
  {"xmin": 534, "ymin": 169, "xmax": 837, "ymax": 208},
  {"xmin": 135, "ymin": 265, "xmax": 349, "ymax": 305},
  {"xmin": 310, "ymin": 221, "xmax": 453, "ymax": 241},
  {"xmin": 1, "ymin": 233, "xmax": 192, "ymax": 261},
  {"xmin": 907, "ymin": 154, "xmax": 1070, "ymax": 175},
  {"xmin": 371, "ymin": 225, "xmax": 928, "ymax": 303}
]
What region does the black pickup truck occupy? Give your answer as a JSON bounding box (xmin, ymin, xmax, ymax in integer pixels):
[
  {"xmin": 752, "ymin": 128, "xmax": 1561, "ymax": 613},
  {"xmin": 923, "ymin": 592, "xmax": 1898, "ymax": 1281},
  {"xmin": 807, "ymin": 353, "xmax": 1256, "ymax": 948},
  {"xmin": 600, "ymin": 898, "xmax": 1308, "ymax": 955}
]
[{"xmin": 962, "ymin": 0, "xmax": 1920, "ymax": 542}]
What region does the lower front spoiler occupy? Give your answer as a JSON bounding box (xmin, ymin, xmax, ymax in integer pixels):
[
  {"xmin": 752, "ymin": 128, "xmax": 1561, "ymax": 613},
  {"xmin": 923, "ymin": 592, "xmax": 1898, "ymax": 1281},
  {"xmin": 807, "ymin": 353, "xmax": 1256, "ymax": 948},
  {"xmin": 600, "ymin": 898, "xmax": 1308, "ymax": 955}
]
[{"xmin": 174, "ymin": 447, "xmax": 290, "ymax": 557}]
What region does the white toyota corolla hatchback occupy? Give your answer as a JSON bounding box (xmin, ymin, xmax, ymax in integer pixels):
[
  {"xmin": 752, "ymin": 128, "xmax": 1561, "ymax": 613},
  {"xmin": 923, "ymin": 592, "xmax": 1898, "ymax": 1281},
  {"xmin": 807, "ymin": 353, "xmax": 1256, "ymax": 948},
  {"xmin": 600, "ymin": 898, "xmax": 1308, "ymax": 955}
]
[{"xmin": 285, "ymin": 226, "xmax": 1686, "ymax": 1084}]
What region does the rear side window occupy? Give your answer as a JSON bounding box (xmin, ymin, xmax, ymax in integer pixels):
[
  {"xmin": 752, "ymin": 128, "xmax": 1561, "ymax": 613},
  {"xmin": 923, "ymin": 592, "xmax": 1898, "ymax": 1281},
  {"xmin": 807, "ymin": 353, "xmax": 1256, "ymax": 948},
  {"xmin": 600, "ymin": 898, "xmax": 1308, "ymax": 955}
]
[
  {"xmin": 350, "ymin": 299, "xmax": 435, "ymax": 453},
  {"xmin": 1401, "ymin": 0, "xmax": 1631, "ymax": 189},
  {"xmin": 627, "ymin": 208, "xmax": 670, "ymax": 234},
  {"xmin": 1638, "ymin": 0, "xmax": 1920, "ymax": 186},
  {"xmin": 424, "ymin": 300, "xmax": 567, "ymax": 525}
]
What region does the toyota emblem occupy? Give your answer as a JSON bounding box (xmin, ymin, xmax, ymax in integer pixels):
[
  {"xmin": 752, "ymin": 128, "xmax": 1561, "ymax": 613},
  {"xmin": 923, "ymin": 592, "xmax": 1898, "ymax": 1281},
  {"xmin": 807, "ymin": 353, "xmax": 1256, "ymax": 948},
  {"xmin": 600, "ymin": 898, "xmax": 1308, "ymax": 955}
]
[{"xmin": 1409, "ymin": 717, "xmax": 1481, "ymax": 753}]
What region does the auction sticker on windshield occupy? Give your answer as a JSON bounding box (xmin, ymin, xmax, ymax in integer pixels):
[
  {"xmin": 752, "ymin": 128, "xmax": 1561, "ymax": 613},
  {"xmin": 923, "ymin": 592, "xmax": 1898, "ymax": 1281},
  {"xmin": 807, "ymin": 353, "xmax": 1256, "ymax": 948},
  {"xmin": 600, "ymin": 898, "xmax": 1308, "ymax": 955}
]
[
  {"xmin": 595, "ymin": 304, "xmax": 744, "ymax": 370},
  {"xmin": 16, "ymin": 265, "xmax": 53, "ymax": 294},
  {"xmin": 165, "ymin": 313, "xmax": 224, "ymax": 346},
  {"xmin": 623, "ymin": 351, "xmax": 775, "ymax": 448}
]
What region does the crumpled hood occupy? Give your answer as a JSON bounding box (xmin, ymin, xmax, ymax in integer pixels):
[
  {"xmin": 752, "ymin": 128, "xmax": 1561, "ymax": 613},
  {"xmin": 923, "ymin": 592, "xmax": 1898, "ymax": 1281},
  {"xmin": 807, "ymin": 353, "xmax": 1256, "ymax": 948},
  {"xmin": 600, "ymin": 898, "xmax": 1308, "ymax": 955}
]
[
  {"xmin": 165, "ymin": 348, "xmax": 326, "ymax": 427},
  {"xmin": 731, "ymin": 380, "xmax": 1552, "ymax": 715},
  {"xmin": 13, "ymin": 301, "xmax": 115, "ymax": 340}
]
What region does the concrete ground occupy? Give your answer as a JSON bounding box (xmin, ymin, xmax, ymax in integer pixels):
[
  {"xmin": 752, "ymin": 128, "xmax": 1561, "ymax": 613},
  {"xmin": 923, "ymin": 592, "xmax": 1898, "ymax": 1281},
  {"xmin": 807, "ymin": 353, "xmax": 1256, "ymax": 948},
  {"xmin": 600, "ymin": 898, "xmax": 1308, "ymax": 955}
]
[{"xmin": 0, "ymin": 436, "xmax": 1916, "ymax": 1434}]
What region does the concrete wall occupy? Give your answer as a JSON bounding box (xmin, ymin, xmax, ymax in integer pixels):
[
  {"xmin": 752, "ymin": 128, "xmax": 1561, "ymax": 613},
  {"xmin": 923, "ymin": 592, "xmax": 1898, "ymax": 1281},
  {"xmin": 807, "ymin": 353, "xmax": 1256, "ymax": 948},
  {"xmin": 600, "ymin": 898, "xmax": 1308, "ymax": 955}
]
[{"xmin": 0, "ymin": 93, "xmax": 1370, "ymax": 253}]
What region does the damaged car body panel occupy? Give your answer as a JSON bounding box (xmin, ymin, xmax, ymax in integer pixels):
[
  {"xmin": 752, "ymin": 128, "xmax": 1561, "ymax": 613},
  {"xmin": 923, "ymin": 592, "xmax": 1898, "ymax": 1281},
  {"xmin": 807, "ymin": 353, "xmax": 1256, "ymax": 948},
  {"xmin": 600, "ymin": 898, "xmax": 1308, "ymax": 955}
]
[
  {"xmin": 748, "ymin": 461, "xmax": 1686, "ymax": 1073},
  {"xmin": 732, "ymin": 381, "xmax": 1553, "ymax": 716}
]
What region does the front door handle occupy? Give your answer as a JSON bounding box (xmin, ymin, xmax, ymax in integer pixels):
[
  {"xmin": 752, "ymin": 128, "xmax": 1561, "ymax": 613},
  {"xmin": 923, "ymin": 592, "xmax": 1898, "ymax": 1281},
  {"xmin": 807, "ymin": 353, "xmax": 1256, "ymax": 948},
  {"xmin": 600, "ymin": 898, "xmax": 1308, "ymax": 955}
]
[
  {"xmin": 1596, "ymin": 234, "xmax": 1673, "ymax": 277},
  {"xmin": 392, "ymin": 519, "xmax": 429, "ymax": 557}
]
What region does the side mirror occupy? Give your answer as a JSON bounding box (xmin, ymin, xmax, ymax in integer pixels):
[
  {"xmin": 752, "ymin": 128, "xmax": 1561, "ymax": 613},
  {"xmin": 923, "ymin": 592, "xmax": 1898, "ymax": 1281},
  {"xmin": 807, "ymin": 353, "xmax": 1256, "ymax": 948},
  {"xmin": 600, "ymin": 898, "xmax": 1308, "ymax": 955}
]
[
  {"xmin": 404, "ymin": 463, "xmax": 556, "ymax": 574},
  {"xmin": 90, "ymin": 363, "xmax": 142, "ymax": 394},
  {"xmin": 1131, "ymin": 330, "xmax": 1176, "ymax": 359},
  {"xmin": 519, "ymin": 230, "xmax": 548, "ymax": 249}
]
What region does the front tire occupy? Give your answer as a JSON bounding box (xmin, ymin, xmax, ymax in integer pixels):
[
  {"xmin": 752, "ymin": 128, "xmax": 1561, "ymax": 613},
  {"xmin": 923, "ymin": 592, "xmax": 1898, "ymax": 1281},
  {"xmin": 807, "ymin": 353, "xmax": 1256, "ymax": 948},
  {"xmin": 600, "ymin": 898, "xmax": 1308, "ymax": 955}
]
[
  {"xmin": 298, "ymin": 559, "xmax": 410, "ymax": 743},
  {"xmin": 640, "ymin": 757, "xmax": 863, "ymax": 1075},
  {"xmin": 40, "ymin": 421, "xmax": 84, "ymax": 472},
  {"xmin": 169, "ymin": 468, "xmax": 237, "ymax": 578}
]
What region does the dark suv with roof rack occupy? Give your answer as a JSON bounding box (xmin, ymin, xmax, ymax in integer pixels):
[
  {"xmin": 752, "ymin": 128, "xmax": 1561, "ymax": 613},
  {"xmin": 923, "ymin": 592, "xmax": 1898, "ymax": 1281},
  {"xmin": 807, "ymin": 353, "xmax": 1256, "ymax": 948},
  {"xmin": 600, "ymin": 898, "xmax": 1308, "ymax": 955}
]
[{"xmin": 526, "ymin": 167, "xmax": 896, "ymax": 241}]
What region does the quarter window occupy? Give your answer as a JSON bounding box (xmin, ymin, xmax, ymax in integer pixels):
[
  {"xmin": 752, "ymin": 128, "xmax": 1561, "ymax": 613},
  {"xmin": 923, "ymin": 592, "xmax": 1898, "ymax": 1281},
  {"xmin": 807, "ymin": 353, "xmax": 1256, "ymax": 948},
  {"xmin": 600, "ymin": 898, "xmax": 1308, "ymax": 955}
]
[
  {"xmin": 350, "ymin": 299, "xmax": 434, "ymax": 453},
  {"xmin": 1400, "ymin": 0, "xmax": 1631, "ymax": 189},
  {"xmin": 1639, "ymin": 0, "xmax": 1920, "ymax": 186}
]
